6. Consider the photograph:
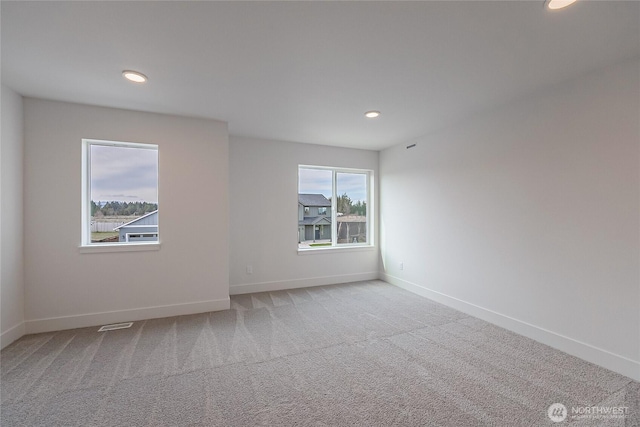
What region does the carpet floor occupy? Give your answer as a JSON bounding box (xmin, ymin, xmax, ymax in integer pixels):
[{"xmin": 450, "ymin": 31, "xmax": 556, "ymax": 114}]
[{"xmin": 1, "ymin": 280, "xmax": 638, "ymax": 426}]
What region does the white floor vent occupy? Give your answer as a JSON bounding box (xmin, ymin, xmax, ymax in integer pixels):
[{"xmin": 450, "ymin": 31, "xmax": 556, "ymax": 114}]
[{"xmin": 98, "ymin": 322, "xmax": 134, "ymax": 332}]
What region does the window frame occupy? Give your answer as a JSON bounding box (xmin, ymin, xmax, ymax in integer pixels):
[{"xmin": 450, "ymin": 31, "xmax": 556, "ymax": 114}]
[
  {"xmin": 80, "ymin": 138, "xmax": 160, "ymax": 251},
  {"xmin": 298, "ymin": 165, "xmax": 374, "ymax": 252}
]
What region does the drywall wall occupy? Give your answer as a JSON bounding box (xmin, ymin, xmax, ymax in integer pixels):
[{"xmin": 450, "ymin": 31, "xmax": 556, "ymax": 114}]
[
  {"xmin": 23, "ymin": 99, "xmax": 229, "ymax": 333},
  {"xmin": 1, "ymin": 85, "xmax": 26, "ymax": 348},
  {"xmin": 380, "ymin": 58, "xmax": 640, "ymax": 380},
  {"xmin": 229, "ymin": 136, "xmax": 378, "ymax": 294}
]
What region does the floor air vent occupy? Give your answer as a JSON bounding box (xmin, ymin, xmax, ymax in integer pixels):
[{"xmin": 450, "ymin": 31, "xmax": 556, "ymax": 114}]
[{"xmin": 98, "ymin": 322, "xmax": 133, "ymax": 332}]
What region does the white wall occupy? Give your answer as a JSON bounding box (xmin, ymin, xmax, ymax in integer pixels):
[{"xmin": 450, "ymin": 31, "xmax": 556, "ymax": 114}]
[
  {"xmin": 23, "ymin": 99, "xmax": 229, "ymax": 333},
  {"xmin": 379, "ymin": 58, "xmax": 640, "ymax": 381},
  {"xmin": 229, "ymin": 136, "xmax": 378, "ymax": 294},
  {"xmin": 1, "ymin": 85, "xmax": 26, "ymax": 348}
]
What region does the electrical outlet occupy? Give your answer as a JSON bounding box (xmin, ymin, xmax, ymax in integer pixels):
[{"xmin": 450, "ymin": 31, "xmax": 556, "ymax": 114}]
[
  {"xmin": 399, "ymin": 262, "xmax": 404, "ymax": 271},
  {"xmin": 246, "ymin": 265, "xmax": 253, "ymax": 275}
]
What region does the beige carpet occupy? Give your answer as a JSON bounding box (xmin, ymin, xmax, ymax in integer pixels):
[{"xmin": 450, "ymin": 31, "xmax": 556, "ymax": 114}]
[{"xmin": 1, "ymin": 280, "xmax": 638, "ymax": 426}]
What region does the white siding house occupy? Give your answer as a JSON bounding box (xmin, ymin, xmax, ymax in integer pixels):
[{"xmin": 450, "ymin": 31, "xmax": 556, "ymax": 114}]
[{"xmin": 114, "ymin": 210, "xmax": 158, "ymax": 242}]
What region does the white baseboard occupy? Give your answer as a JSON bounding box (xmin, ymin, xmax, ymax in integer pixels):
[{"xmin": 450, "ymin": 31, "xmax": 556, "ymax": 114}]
[
  {"xmin": 380, "ymin": 273, "xmax": 640, "ymax": 382},
  {"xmin": 230, "ymin": 271, "xmax": 379, "ymax": 295},
  {"xmin": 24, "ymin": 298, "xmax": 230, "ymax": 335},
  {"xmin": 1, "ymin": 322, "xmax": 26, "ymax": 350}
]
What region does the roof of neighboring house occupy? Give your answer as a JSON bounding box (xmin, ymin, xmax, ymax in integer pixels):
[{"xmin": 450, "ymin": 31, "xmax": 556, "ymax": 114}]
[
  {"xmin": 299, "ymin": 216, "xmax": 332, "ymax": 226},
  {"xmin": 114, "ymin": 210, "xmax": 158, "ymax": 230},
  {"xmin": 298, "ymin": 194, "xmax": 331, "ymax": 207}
]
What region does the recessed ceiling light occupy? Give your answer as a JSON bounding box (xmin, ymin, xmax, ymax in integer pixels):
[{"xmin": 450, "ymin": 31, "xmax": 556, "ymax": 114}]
[
  {"xmin": 365, "ymin": 111, "xmax": 380, "ymax": 119},
  {"xmin": 545, "ymin": 0, "xmax": 578, "ymax": 10},
  {"xmin": 122, "ymin": 70, "xmax": 147, "ymax": 83}
]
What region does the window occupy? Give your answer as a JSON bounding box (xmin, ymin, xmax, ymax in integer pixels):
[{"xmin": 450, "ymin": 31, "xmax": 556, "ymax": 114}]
[
  {"xmin": 82, "ymin": 139, "xmax": 158, "ymax": 246},
  {"xmin": 298, "ymin": 165, "xmax": 372, "ymax": 249}
]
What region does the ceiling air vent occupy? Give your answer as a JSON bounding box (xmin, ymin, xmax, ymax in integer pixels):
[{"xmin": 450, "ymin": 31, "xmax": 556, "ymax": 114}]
[{"xmin": 98, "ymin": 322, "xmax": 133, "ymax": 332}]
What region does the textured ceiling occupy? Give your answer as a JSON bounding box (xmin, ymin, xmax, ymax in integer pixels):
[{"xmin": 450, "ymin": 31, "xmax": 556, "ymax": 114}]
[{"xmin": 2, "ymin": 1, "xmax": 639, "ymax": 150}]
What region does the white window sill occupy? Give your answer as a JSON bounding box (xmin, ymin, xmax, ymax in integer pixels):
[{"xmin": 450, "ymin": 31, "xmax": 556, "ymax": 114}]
[
  {"xmin": 79, "ymin": 242, "xmax": 161, "ymax": 254},
  {"xmin": 297, "ymin": 244, "xmax": 376, "ymax": 255}
]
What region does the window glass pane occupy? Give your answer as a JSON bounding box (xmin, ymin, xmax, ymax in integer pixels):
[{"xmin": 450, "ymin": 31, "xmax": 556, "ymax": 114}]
[
  {"xmin": 89, "ymin": 143, "xmax": 158, "ymax": 244},
  {"xmin": 298, "ymin": 168, "xmax": 332, "ymax": 248},
  {"xmin": 336, "ymin": 172, "xmax": 367, "ymax": 244},
  {"xmin": 298, "ymin": 167, "xmax": 332, "ymax": 198}
]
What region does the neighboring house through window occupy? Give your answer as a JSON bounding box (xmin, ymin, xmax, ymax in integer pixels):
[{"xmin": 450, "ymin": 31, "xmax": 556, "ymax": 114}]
[
  {"xmin": 298, "ymin": 193, "xmax": 332, "ymax": 244},
  {"xmin": 298, "ymin": 165, "xmax": 371, "ymax": 249},
  {"xmin": 82, "ymin": 139, "xmax": 159, "ymax": 246}
]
